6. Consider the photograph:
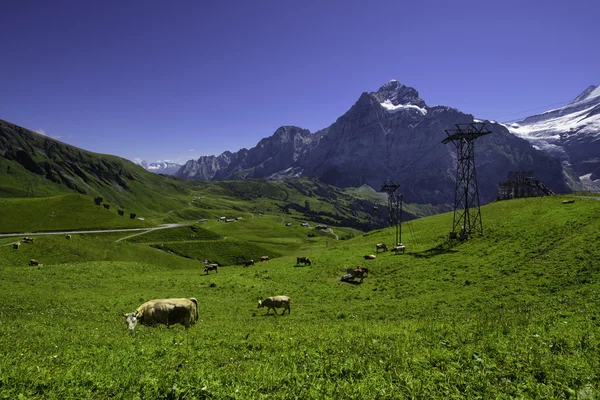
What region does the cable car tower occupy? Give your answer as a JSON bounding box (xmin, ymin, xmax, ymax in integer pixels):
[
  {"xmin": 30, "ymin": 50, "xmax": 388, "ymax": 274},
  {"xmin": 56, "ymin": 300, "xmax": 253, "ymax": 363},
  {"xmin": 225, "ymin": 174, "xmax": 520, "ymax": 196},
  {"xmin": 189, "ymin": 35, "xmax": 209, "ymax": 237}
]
[
  {"xmin": 380, "ymin": 181, "xmax": 402, "ymax": 246},
  {"xmin": 442, "ymin": 123, "xmax": 491, "ymax": 240}
]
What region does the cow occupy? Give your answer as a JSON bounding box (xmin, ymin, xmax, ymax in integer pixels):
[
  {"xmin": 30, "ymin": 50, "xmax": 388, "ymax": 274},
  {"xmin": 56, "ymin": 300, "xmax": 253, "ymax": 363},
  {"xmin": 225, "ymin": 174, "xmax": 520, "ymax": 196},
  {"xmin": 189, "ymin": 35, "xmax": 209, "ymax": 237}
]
[
  {"xmin": 257, "ymin": 296, "xmax": 290, "ymax": 315},
  {"xmin": 363, "ymin": 254, "xmax": 376, "ymax": 260},
  {"xmin": 341, "ymin": 267, "xmax": 367, "ymax": 283},
  {"xmin": 344, "ymin": 266, "xmax": 369, "ymax": 278},
  {"xmin": 13, "ymin": 242, "xmax": 20, "ymax": 250},
  {"xmin": 66, "ymin": 235, "xmax": 71, "ymax": 240},
  {"xmin": 23, "ymin": 237, "xmax": 34, "ymax": 244},
  {"xmin": 29, "ymin": 259, "xmax": 39, "ymax": 266},
  {"xmin": 260, "ymin": 256, "xmax": 270, "ymax": 262},
  {"xmin": 204, "ymin": 264, "xmax": 218, "ymax": 274},
  {"xmin": 391, "ymin": 244, "xmax": 406, "ymax": 254},
  {"xmin": 297, "ymin": 256, "xmax": 312, "ymax": 265},
  {"xmin": 355, "ymin": 266, "xmax": 369, "ymax": 276},
  {"xmin": 244, "ymin": 260, "xmax": 255, "ymax": 267},
  {"xmin": 376, "ymin": 243, "xmax": 388, "ymax": 252},
  {"xmin": 123, "ymin": 298, "xmax": 198, "ymax": 331}
]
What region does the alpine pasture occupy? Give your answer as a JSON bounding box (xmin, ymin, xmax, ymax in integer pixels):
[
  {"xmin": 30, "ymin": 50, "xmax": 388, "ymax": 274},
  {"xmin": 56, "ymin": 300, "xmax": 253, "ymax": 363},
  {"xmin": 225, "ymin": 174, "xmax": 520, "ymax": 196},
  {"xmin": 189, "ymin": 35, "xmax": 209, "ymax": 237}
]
[{"xmin": 1, "ymin": 193, "xmax": 599, "ymax": 399}]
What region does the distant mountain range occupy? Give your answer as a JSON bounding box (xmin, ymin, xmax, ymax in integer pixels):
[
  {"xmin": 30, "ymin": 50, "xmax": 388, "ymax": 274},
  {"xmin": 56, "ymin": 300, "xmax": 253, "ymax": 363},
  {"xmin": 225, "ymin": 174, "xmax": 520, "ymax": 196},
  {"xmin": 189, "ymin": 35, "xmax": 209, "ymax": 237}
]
[
  {"xmin": 133, "ymin": 159, "xmax": 182, "ymax": 175},
  {"xmin": 177, "ymin": 80, "xmax": 584, "ymax": 204},
  {"xmin": 503, "ymin": 84, "xmax": 600, "ymax": 191}
]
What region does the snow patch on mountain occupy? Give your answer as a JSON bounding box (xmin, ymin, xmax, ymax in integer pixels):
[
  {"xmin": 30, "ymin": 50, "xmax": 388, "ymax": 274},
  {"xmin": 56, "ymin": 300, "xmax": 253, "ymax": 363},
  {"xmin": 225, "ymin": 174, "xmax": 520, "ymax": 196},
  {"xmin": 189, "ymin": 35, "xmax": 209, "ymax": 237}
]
[
  {"xmin": 380, "ymin": 99, "xmax": 427, "ymax": 115},
  {"xmin": 580, "ymin": 173, "xmax": 600, "ymax": 191},
  {"xmin": 132, "ymin": 159, "xmax": 182, "ymax": 175},
  {"xmin": 505, "ymin": 106, "xmax": 599, "ymax": 141}
]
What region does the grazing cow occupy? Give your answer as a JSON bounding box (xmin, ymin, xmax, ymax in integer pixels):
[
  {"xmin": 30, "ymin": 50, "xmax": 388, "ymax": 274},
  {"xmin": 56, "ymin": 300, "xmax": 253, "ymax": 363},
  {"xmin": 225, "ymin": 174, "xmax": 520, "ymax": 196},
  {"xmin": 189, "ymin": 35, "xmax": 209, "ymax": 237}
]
[
  {"xmin": 363, "ymin": 254, "xmax": 376, "ymax": 260},
  {"xmin": 204, "ymin": 264, "xmax": 218, "ymax": 274},
  {"xmin": 376, "ymin": 243, "xmax": 388, "ymax": 252},
  {"xmin": 29, "ymin": 259, "xmax": 39, "ymax": 266},
  {"xmin": 244, "ymin": 260, "xmax": 255, "ymax": 267},
  {"xmin": 391, "ymin": 244, "xmax": 406, "ymax": 254},
  {"xmin": 341, "ymin": 267, "xmax": 367, "ymax": 283},
  {"xmin": 123, "ymin": 298, "xmax": 198, "ymax": 331},
  {"xmin": 13, "ymin": 242, "xmax": 20, "ymax": 250},
  {"xmin": 297, "ymin": 256, "xmax": 312, "ymax": 265},
  {"xmin": 66, "ymin": 235, "xmax": 71, "ymax": 240},
  {"xmin": 257, "ymin": 296, "xmax": 290, "ymax": 315},
  {"xmin": 23, "ymin": 237, "xmax": 34, "ymax": 244},
  {"xmin": 260, "ymin": 256, "xmax": 270, "ymax": 262},
  {"xmin": 344, "ymin": 266, "xmax": 369, "ymax": 277}
]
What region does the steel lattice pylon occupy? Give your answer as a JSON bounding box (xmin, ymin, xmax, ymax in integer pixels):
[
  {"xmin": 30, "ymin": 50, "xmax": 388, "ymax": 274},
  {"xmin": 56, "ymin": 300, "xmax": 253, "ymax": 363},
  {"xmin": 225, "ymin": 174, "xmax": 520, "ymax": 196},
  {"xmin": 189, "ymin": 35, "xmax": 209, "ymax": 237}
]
[
  {"xmin": 442, "ymin": 123, "xmax": 491, "ymax": 239},
  {"xmin": 380, "ymin": 181, "xmax": 402, "ymax": 246}
]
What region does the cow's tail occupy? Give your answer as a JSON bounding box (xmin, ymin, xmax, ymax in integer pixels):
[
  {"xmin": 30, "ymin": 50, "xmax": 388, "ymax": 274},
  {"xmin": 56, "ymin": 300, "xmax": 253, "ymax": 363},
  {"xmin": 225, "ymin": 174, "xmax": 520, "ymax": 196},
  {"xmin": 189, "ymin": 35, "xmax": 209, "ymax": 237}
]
[{"xmin": 189, "ymin": 298, "xmax": 199, "ymax": 322}]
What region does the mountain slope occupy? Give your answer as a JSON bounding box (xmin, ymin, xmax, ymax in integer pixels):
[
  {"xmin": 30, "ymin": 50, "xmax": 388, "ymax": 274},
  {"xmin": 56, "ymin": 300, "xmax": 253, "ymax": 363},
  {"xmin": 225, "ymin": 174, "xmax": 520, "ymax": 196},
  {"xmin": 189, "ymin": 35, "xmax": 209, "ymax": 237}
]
[
  {"xmin": 0, "ymin": 119, "xmax": 190, "ymax": 214},
  {"xmin": 177, "ymin": 126, "xmax": 324, "ymax": 180},
  {"xmin": 177, "ymin": 81, "xmax": 578, "ymax": 204},
  {"xmin": 0, "ymin": 119, "xmax": 406, "ymax": 231},
  {"xmin": 505, "ymin": 84, "xmax": 600, "ymax": 190}
]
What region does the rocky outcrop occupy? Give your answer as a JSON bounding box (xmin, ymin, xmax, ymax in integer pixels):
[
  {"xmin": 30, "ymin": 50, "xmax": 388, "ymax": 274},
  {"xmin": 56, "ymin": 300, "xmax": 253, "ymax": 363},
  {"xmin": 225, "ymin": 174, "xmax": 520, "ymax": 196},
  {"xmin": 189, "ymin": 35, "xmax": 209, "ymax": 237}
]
[{"xmin": 177, "ymin": 126, "xmax": 323, "ymax": 180}]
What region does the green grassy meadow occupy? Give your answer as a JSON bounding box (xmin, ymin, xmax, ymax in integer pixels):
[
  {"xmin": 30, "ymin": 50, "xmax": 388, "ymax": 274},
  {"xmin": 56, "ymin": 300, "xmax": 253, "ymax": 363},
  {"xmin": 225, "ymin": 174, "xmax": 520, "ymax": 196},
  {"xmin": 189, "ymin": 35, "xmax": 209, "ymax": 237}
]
[{"xmin": 1, "ymin": 195, "xmax": 599, "ymax": 398}]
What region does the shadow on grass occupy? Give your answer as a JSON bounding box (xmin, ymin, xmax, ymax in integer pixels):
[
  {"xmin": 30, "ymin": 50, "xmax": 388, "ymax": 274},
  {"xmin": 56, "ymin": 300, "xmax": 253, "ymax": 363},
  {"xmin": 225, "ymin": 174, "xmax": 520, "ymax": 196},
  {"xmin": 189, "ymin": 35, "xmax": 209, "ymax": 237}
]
[{"xmin": 410, "ymin": 240, "xmax": 460, "ymax": 259}]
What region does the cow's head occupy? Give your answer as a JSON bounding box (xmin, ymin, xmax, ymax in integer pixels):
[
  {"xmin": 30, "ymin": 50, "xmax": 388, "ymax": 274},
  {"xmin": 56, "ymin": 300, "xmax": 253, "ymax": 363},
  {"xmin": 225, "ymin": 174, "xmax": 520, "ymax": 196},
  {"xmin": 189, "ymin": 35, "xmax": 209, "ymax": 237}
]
[
  {"xmin": 123, "ymin": 312, "xmax": 138, "ymax": 330},
  {"xmin": 257, "ymin": 300, "xmax": 263, "ymax": 309}
]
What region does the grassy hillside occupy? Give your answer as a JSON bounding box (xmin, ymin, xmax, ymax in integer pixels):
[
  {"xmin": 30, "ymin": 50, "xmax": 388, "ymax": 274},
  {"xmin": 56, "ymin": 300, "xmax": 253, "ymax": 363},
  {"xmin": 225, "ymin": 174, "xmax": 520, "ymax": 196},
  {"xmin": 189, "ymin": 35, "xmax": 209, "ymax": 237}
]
[
  {"xmin": 0, "ymin": 195, "xmax": 599, "ymax": 398},
  {"xmin": 0, "ymin": 194, "xmax": 153, "ymax": 233}
]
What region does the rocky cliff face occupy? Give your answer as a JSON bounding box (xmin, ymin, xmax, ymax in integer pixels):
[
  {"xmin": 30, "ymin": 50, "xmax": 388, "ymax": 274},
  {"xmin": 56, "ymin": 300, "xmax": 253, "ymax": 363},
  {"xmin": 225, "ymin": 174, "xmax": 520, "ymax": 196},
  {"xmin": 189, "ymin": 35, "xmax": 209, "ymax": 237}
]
[
  {"xmin": 177, "ymin": 126, "xmax": 322, "ymax": 180},
  {"xmin": 176, "ymin": 80, "xmax": 580, "ymax": 204}
]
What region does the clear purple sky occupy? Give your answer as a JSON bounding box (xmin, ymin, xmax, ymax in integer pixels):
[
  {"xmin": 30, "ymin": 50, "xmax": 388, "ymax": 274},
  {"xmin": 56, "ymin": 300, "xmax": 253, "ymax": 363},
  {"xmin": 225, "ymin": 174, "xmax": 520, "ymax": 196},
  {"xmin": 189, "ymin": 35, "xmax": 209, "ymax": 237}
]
[{"xmin": 1, "ymin": 0, "xmax": 598, "ymax": 164}]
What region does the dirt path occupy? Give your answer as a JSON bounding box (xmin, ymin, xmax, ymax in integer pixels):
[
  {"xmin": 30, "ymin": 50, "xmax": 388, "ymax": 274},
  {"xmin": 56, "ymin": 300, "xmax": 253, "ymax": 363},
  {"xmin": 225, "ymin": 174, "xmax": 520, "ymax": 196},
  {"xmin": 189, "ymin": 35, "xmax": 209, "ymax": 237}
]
[
  {"xmin": 0, "ymin": 224, "xmax": 186, "ymax": 243},
  {"xmin": 324, "ymin": 227, "xmax": 339, "ymax": 240}
]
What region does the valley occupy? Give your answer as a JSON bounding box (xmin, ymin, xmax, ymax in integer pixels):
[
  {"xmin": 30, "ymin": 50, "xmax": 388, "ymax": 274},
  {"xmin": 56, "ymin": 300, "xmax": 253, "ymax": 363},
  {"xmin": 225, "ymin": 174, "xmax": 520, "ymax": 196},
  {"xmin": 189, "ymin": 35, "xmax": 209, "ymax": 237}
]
[{"xmin": 1, "ymin": 83, "xmax": 599, "ymax": 399}]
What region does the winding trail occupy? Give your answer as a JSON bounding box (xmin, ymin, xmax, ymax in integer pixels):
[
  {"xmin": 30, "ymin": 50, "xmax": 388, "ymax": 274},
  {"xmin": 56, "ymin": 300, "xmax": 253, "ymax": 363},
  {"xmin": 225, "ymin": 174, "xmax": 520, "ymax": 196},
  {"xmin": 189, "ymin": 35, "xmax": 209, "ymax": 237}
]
[
  {"xmin": 0, "ymin": 223, "xmax": 186, "ymax": 243},
  {"xmin": 324, "ymin": 227, "xmax": 339, "ymax": 240}
]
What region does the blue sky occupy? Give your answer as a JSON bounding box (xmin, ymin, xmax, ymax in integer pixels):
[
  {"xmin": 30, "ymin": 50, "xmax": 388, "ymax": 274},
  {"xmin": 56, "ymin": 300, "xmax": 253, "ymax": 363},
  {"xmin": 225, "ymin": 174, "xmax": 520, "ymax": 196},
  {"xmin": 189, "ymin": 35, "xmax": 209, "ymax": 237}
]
[{"xmin": 1, "ymin": 0, "xmax": 598, "ymax": 164}]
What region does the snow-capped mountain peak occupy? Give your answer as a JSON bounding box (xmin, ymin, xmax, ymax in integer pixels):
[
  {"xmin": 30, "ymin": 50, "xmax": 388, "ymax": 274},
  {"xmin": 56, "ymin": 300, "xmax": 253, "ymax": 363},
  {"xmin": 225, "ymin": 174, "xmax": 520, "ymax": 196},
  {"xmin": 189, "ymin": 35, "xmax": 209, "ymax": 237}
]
[
  {"xmin": 132, "ymin": 159, "xmax": 182, "ymax": 175},
  {"xmin": 569, "ymin": 84, "xmax": 600, "ymax": 105},
  {"xmin": 374, "ymin": 80, "xmax": 426, "ymax": 108}
]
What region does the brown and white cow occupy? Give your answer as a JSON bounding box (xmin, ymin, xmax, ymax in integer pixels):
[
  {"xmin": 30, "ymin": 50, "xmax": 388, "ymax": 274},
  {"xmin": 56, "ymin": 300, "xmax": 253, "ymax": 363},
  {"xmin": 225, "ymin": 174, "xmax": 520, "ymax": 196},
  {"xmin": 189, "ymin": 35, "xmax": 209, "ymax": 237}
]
[
  {"xmin": 13, "ymin": 242, "xmax": 20, "ymax": 250},
  {"xmin": 123, "ymin": 298, "xmax": 198, "ymax": 331},
  {"xmin": 257, "ymin": 296, "xmax": 290, "ymax": 315},
  {"xmin": 260, "ymin": 256, "xmax": 270, "ymax": 262},
  {"xmin": 244, "ymin": 260, "xmax": 255, "ymax": 267},
  {"xmin": 23, "ymin": 237, "xmax": 35, "ymax": 244},
  {"xmin": 376, "ymin": 243, "xmax": 388, "ymax": 252},
  {"xmin": 29, "ymin": 259, "xmax": 39, "ymax": 266}
]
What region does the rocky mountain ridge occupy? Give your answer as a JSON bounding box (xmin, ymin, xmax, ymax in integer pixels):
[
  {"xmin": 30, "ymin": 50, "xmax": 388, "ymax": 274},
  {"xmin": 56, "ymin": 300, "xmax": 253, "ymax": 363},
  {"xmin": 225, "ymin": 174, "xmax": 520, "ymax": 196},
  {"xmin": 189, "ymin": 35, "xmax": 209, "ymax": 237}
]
[{"xmin": 176, "ymin": 80, "xmax": 580, "ymax": 204}]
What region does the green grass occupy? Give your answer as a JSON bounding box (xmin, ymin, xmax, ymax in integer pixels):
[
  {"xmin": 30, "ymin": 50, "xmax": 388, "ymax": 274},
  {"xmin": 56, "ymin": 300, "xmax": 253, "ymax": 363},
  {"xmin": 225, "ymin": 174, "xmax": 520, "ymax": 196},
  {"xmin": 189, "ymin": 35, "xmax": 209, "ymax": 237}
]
[
  {"xmin": 123, "ymin": 224, "xmax": 223, "ymax": 243},
  {"xmin": 0, "ymin": 194, "xmax": 152, "ymax": 233},
  {"xmin": 0, "ymin": 195, "xmax": 599, "ymax": 398}
]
